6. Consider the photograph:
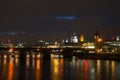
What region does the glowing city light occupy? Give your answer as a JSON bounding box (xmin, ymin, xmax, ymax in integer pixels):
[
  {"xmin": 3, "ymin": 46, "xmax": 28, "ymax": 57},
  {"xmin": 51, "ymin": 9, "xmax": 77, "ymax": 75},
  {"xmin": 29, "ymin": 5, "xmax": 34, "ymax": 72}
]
[
  {"xmin": 98, "ymin": 38, "xmax": 103, "ymax": 42},
  {"xmin": 9, "ymin": 48, "xmax": 14, "ymax": 53}
]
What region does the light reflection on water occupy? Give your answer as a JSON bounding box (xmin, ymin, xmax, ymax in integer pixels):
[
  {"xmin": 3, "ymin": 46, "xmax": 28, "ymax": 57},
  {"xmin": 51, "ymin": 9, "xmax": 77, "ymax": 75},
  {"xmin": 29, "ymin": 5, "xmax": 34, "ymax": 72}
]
[
  {"xmin": 0, "ymin": 54, "xmax": 120, "ymax": 80},
  {"xmin": 50, "ymin": 58, "xmax": 64, "ymax": 80},
  {"xmin": 7, "ymin": 58, "xmax": 14, "ymax": 80},
  {"xmin": 96, "ymin": 60, "xmax": 101, "ymax": 80},
  {"xmin": 36, "ymin": 59, "xmax": 41, "ymax": 80}
]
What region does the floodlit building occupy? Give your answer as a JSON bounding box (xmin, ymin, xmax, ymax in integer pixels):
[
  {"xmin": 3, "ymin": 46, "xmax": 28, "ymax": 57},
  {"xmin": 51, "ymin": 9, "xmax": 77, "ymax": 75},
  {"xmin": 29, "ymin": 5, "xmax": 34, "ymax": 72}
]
[
  {"xmin": 112, "ymin": 36, "xmax": 120, "ymax": 41},
  {"xmin": 102, "ymin": 39, "xmax": 120, "ymax": 53},
  {"xmin": 94, "ymin": 30, "xmax": 100, "ymax": 40},
  {"xmin": 81, "ymin": 42, "xmax": 95, "ymax": 49},
  {"xmin": 79, "ymin": 34, "xmax": 85, "ymax": 42},
  {"xmin": 116, "ymin": 36, "xmax": 120, "ymax": 41},
  {"xmin": 94, "ymin": 30, "xmax": 103, "ymax": 52},
  {"xmin": 70, "ymin": 33, "xmax": 78, "ymax": 43}
]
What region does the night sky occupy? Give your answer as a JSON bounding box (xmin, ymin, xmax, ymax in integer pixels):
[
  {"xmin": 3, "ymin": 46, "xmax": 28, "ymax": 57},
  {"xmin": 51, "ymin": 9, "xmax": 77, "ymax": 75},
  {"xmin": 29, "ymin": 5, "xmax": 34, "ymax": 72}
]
[{"xmin": 0, "ymin": 0, "xmax": 120, "ymax": 43}]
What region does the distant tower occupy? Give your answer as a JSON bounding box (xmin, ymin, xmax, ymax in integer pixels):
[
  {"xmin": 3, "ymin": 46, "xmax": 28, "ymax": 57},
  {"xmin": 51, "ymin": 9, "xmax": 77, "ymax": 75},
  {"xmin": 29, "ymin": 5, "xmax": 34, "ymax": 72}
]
[
  {"xmin": 116, "ymin": 36, "xmax": 120, "ymax": 41},
  {"xmin": 62, "ymin": 39, "xmax": 65, "ymax": 43},
  {"xmin": 65, "ymin": 39, "xmax": 69, "ymax": 43},
  {"xmin": 71, "ymin": 33, "xmax": 78, "ymax": 43},
  {"xmin": 62, "ymin": 39, "xmax": 69, "ymax": 44},
  {"xmin": 94, "ymin": 30, "xmax": 100, "ymax": 40},
  {"xmin": 79, "ymin": 34, "xmax": 84, "ymax": 42},
  {"xmin": 94, "ymin": 30, "xmax": 103, "ymax": 52},
  {"xmin": 112, "ymin": 36, "xmax": 120, "ymax": 41}
]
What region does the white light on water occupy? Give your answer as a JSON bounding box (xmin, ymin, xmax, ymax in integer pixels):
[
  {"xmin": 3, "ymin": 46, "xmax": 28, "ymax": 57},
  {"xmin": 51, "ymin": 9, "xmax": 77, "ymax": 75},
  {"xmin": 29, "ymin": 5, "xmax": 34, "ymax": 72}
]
[
  {"xmin": 15, "ymin": 55, "xmax": 19, "ymax": 58},
  {"xmin": 26, "ymin": 55, "xmax": 30, "ymax": 58},
  {"xmin": 32, "ymin": 54, "xmax": 35, "ymax": 58}
]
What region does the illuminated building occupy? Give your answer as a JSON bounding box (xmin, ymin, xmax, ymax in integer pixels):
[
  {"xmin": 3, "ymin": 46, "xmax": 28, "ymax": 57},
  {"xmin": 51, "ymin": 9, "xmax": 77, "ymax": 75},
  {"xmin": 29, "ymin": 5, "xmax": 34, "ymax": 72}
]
[
  {"xmin": 65, "ymin": 39, "xmax": 69, "ymax": 43},
  {"xmin": 94, "ymin": 30, "xmax": 100, "ymax": 40},
  {"xmin": 62, "ymin": 39, "xmax": 69, "ymax": 44},
  {"xmin": 70, "ymin": 33, "xmax": 78, "ymax": 43},
  {"xmin": 94, "ymin": 31, "xmax": 103, "ymax": 52},
  {"xmin": 81, "ymin": 42, "xmax": 95, "ymax": 49},
  {"xmin": 79, "ymin": 34, "xmax": 84, "ymax": 42},
  {"xmin": 1, "ymin": 39, "xmax": 14, "ymax": 47},
  {"xmin": 62, "ymin": 39, "xmax": 65, "ymax": 43},
  {"xmin": 116, "ymin": 36, "xmax": 120, "ymax": 41},
  {"xmin": 112, "ymin": 36, "xmax": 120, "ymax": 41},
  {"xmin": 102, "ymin": 36, "xmax": 120, "ymax": 53}
]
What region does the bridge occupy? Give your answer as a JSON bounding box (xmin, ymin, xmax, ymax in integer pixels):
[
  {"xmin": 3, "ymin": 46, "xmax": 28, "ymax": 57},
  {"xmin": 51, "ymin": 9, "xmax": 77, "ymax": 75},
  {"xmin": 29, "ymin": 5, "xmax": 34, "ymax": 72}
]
[
  {"xmin": 1, "ymin": 47, "xmax": 119, "ymax": 60},
  {"xmin": 0, "ymin": 46, "xmax": 92, "ymax": 59}
]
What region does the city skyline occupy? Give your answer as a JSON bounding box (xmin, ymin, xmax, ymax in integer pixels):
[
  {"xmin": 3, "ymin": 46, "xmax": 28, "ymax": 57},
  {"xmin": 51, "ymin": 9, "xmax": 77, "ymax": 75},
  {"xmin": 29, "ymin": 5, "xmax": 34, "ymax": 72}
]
[{"xmin": 0, "ymin": 0, "xmax": 120, "ymax": 42}]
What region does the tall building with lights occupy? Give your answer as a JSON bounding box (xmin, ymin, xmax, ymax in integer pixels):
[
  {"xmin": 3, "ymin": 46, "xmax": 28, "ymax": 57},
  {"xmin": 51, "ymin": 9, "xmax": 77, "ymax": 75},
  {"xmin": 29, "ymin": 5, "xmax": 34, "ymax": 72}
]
[
  {"xmin": 79, "ymin": 34, "xmax": 84, "ymax": 42},
  {"xmin": 116, "ymin": 36, "xmax": 120, "ymax": 41},
  {"xmin": 94, "ymin": 30, "xmax": 103, "ymax": 52},
  {"xmin": 94, "ymin": 30, "xmax": 100, "ymax": 40},
  {"xmin": 70, "ymin": 33, "xmax": 78, "ymax": 43},
  {"xmin": 112, "ymin": 36, "xmax": 120, "ymax": 41}
]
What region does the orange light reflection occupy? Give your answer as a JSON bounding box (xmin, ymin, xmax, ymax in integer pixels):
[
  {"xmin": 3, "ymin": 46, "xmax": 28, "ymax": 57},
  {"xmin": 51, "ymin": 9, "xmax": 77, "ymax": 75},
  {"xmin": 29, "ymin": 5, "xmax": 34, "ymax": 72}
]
[
  {"xmin": 84, "ymin": 60, "xmax": 88, "ymax": 80},
  {"xmin": 8, "ymin": 59, "xmax": 14, "ymax": 80},
  {"xmin": 36, "ymin": 59, "xmax": 41, "ymax": 80},
  {"xmin": 111, "ymin": 61, "xmax": 115, "ymax": 79}
]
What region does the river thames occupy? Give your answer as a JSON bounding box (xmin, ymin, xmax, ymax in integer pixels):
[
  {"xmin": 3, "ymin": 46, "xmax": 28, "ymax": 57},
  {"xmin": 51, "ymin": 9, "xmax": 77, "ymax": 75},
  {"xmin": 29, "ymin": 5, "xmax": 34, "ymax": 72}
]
[{"xmin": 0, "ymin": 54, "xmax": 120, "ymax": 80}]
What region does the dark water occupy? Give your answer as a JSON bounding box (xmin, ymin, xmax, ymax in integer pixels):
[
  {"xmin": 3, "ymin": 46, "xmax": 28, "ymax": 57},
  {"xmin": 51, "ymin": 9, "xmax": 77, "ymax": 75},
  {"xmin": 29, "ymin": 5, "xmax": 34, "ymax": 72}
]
[{"xmin": 0, "ymin": 56, "xmax": 120, "ymax": 80}]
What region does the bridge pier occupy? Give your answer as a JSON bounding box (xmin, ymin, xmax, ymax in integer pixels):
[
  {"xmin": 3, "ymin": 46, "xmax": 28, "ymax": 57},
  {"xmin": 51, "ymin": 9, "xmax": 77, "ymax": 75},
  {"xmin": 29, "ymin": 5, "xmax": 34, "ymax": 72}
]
[
  {"xmin": 19, "ymin": 50, "xmax": 27, "ymax": 64},
  {"xmin": 62, "ymin": 48, "xmax": 74, "ymax": 58},
  {"xmin": 41, "ymin": 49, "xmax": 51, "ymax": 60}
]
